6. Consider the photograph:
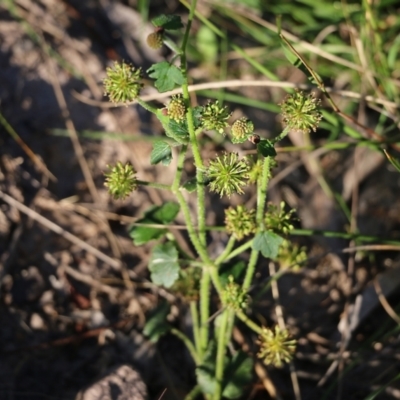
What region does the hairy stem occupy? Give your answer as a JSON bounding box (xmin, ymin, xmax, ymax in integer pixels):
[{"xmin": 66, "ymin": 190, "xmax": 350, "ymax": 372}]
[
  {"xmin": 235, "ymin": 310, "xmax": 263, "ymax": 335},
  {"xmin": 171, "ymin": 328, "xmax": 200, "ymax": 365},
  {"xmin": 215, "ymin": 235, "xmax": 236, "ymax": 266},
  {"xmin": 199, "ymin": 268, "xmax": 211, "ymax": 355},
  {"xmin": 190, "ymin": 301, "xmax": 202, "ymax": 359},
  {"xmin": 242, "ymin": 156, "xmax": 272, "ymax": 291},
  {"xmin": 214, "ymin": 309, "xmax": 230, "ymax": 400}
]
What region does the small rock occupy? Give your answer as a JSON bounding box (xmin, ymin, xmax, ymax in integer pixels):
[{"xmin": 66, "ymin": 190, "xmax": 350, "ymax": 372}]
[
  {"xmin": 76, "ymin": 364, "xmax": 147, "ymax": 400},
  {"xmin": 30, "ymin": 313, "xmax": 45, "ymax": 330}
]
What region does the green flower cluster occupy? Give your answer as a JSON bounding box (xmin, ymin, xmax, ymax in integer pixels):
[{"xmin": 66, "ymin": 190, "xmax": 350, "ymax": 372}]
[
  {"xmin": 257, "ymin": 326, "xmax": 296, "ymax": 367},
  {"xmin": 167, "ymin": 95, "xmax": 187, "ymax": 122},
  {"xmin": 207, "ymin": 153, "xmax": 250, "ymax": 198},
  {"xmin": 222, "ymin": 276, "xmax": 248, "ymax": 311},
  {"xmin": 280, "ymin": 90, "xmax": 322, "ymax": 133},
  {"xmin": 104, "ymin": 162, "xmax": 137, "ymax": 200},
  {"xmin": 230, "ymin": 117, "xmax": 254, "ymax": 144},
  {"xmin": 225, "ymin": 205, "xmax": 256, "ymax": 240},
  {"xmin": 265, "ymin": 201, "xmax": 297, "ymax": 235},
  {"xmin": 201, "ymin": 101, "xmax": 231, "ymax": 134},
  {"xmin": 103, "ymin": 61, "xmax": 143, "ymax": 104}
]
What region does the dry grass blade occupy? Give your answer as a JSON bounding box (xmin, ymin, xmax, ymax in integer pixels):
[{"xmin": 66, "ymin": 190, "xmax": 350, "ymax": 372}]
[{"xmin": 0, "ymin": 189, "xmax": 121, "ymax": 270}]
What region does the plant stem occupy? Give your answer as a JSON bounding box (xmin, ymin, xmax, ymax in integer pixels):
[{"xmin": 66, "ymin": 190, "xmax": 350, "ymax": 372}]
[
  {"xmin": 208, "ymin": 265, "xmax": 224, "ymax": 297},
  {"xmin": 257, "ymin": 155, "xmax": 272, "ymax": 226},
  {"xmin": 223, "ymin": 239, "xmax": 253, "ymax": 262},
  {"xmin": 171, "ymin": 328, "xmax": 200, "ymax": 365},
  {"xmin": 199, "ymin": 268, "xmax": 211, "ymax": 355},
  {"xmin": 180, "ymin": 0, "xmax": 207, "ymax": 247},
  {"xmin": 235, "ymin": 310, "xmax": 262, "ymax": 335},
  {"xmin": 215, "ymin": 235, "xmax": 236, "ymax": 266},
  {"xmin": 242, "ymin": 156, "xmax": 272, "ymax": 291},
  {"xmin": 136, "ymin": 98, "xmax": 158, "ymax": 114},
  {"xmin": 136, "ymin": 180, "xmax": 171, "ymax": 191},
  {"xmin": 172, "ymin": 144, "xmax": 188, "ymax": 191},
  {"xmin": 184, "ymin": 384, "xmax": 202, "ymax": 400},
  {"xmin": 179, "ymin": 3, "xmax": 218, "ymax": 379},
  {"xmin": 214, "ymin": 309, "xmax": 230, "ymax": 400},
  {"xmin": 272, "ymin": 126, "xmax": 290, "ymax": 144},
  {"xmin": 242, "ymin": 250, "xmax": 259, "ymax": 292},
  {"xmin": 175, "ymin": 191, "xmax": 210, "ymax": 263},
  {"xmin": 190, "ymin": 301, "xmax": 202, "ymax": 359}
]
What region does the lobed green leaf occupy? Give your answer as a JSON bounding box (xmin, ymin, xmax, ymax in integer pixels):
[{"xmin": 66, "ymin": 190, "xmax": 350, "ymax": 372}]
[
  {"xmin": 253, "ymin": 231, "xmax": 284, "ymax": 259},
  {"xmin": 150, "ymin": 140, "xmax": 172, "ymax": 165},
  {"xmin": 149, "ymin": 242, "xmax": 180, "ymax": 287},
  {"xmin": 151, "ymin": 14, "xmax": 184, "ymax": 30}
]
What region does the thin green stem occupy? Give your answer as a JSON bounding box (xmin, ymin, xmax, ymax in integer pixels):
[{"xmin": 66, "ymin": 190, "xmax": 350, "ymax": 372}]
[
  {"xmin": 236, "ymin": 310, "xmax": 262, "ymax": 335},
  {"xmin": 223, "ymin": 239, "xmax": 253, "ymax": 262},
  {"xmin": 184, "ymin": 385, "xmax": 202, "ymax": 400},
  {"xmin": 180, "ymin": 0, "xmax": 197, "ymax": 54},
  {"xmin": 190, "ymin": 301, "xmax": 202, "ymax": 359},
  {"xmin": 172, "ymin": 144, "xmax": 188, "ymax": 191},
  {"xmin": 136, "ymin": 180, "xmax": 171, "ymax": 191},
  {"xmin": 215, "ymin": 236, "xmax": 236, "ymax": 266},
  {"xmin": 242, "ymin": 156, "xmax": 272, "ymax": 291},
  {"xmin": 171, "ymin": 328, "xmax": 200, "ymax": 365},
  {"xmin": 179, "ymin": 4, "xmax": 215, "ymax": 379},
  {"xmin": 214, "ymin": 309, "xmax": 230, "ymax": 400},
  {"xmin": 136, "ymin": 98, "xmax": 158, "ymax": 114},
  {"xmin": 175, "ymin": 191, "xmax": 210, "ymax": 263},
  {"xmin": 164, "ymin": 37, "xmax": 182, "ymax": 54},
  {"xmin": 179, "ymin": 0, "xmax": 207, "ymax": 247},
  {"xmin": 272, "ymin": 127, "xmax": 290, "ymax": 144},
  {"xmin": 209, "ymin": 266, "xmax": 224, "ymax": 297},
  {"xmin": 242, "ymin": 250, "xmax": 259, "ymax": 292},
  {"xmin": 199, "ymin": 268, "xmax": 211, "ymax": 356},
  {"xmin": 256, "ymin": 157, "xmax": 272, "ymax": 225}
]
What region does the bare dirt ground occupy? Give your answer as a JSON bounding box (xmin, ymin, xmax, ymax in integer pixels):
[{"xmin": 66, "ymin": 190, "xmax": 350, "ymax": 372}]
[{"xmin": 1, "ymin": 1, "xmax": 400, "ymax": 400}]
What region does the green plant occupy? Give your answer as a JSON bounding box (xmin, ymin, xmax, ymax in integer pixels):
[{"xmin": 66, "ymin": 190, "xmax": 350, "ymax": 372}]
[{"xmin": 101, "ymin": 7, "xmax": 320, "ymax": 400}]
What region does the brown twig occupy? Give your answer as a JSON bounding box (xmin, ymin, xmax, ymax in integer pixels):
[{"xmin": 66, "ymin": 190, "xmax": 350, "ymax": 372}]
[{"xmin": 0, "ymin": 189, "xmax": 122, "ymax": 270}]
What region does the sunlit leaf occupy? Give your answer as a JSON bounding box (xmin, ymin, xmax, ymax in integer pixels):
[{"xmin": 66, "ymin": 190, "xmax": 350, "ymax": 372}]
[
  {"xmin": 149, "ymin": 242, "xmax": 180, "ymax": 287},
  {"xmin": 253, "ymin": 231, "xmax": 284, "ymax": 259}
]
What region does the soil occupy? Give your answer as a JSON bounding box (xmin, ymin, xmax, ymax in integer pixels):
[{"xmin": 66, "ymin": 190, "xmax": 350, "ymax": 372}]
[{"xmin": 1, "ymin": 1, "xmax": 400, "ymax": 400}]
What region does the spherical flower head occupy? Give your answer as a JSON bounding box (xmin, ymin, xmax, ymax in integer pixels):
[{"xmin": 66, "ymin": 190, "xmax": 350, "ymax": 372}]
[
  {"xmin": 207, "ymin": 153, "xmax": 250, "ymax": 198},
  {"xmin": 167, "ymin": 94, "xmax": 187, "ymax": 122},
  {"xmin": 257, "ymin": 326, "xmax": 296, "ymax": 367},
  {"xmin": 104, "ymin": 162, "xmax": 138, "ymax": 200},
  {"xmin": 201, "ymin": 101, "xmax": 232, "ymax": 134},
  {"xmin": 147, "ymin": 30, "xmax": 164, "ymax": 50},
  {"xmin": 279, "ymin": 90, "xmax": 322, "ymax": 133},
  {"xmin": 264, "ymin": 201, "xmax": 297, "ymax": 235},
  {"xmin": 230, "ymin": 117, "xmax": 254, "ymax": 144},
  {"xmin": 103, "ymin": 61, "xmax": 143, "ymax": 104},
  {"xmin": 222, "ymin": 276, "xmax": 248, "ymax": 311},
  {"xmin": 225, "ymin": 205, "xmax": 256, "ymax": 240}
]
